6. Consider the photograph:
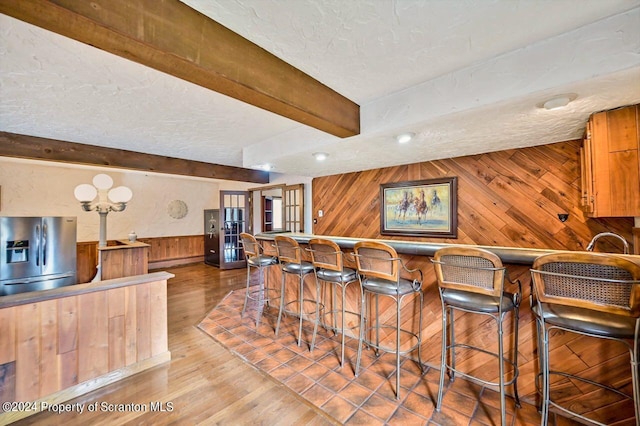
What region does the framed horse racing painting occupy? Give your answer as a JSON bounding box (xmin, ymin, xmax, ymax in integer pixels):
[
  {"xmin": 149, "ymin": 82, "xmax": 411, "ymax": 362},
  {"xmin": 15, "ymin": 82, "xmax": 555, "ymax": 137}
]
[{"xmin": 380, "ymin": 177, "xmax": 458, "ymax": 238}]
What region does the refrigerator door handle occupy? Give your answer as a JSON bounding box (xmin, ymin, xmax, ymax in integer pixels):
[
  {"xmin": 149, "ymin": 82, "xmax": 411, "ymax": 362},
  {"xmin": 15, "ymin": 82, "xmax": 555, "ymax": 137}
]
[
  {"xmin": 0, "ymin": 271, "xmax": 76, "ymax": 285},
  {"xmin": 35, "ymin": 224, "xmax": 40, "ymax": 266},
  {"xmin": 42, "ymin": 222, "xmax": 48, "ymax": 266}
]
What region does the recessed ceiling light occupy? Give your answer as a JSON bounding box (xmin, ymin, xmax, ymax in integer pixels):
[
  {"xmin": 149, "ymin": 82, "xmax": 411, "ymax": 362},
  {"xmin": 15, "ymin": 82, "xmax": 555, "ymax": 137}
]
[
  {"xmin": 252, "ymin": 164, "xmax": 272, "ymax": 171},
  {"xmin": 538, "ymin": 94, "xmax": 577, "ymax": 110},
  {"xmin": 313, "ymin": 152, "xmax": 328, "ymax": 161},
  {"xmin": 396, "ymin": 132, "xmax": 415, "ymax": 144}
]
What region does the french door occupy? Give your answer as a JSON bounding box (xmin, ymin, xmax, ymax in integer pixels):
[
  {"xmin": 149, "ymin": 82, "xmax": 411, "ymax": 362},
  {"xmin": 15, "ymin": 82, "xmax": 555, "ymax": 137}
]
[{"xmin": 219, "ymin": 190, "xmax": 249, "ymax": 269}]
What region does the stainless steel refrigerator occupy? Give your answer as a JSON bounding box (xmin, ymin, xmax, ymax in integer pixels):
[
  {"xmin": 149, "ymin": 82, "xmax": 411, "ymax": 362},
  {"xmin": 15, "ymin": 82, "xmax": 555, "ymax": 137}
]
[{"xmin": 0, "ymin": 216, "xmax": 77, "ymax": 296}]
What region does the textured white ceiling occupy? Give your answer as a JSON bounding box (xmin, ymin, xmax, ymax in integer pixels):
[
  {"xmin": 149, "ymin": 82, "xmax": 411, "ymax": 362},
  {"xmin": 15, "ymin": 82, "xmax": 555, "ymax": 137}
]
[{"xmin": 1, "ymin": 1, "xmax": 640, "ymax": 178}]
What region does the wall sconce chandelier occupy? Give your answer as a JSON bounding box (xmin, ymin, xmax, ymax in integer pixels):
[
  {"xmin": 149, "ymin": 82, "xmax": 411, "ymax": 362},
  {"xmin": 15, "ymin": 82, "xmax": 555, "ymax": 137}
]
[{"xmin": 74, "ymin": 173, "xmax": 133, "ymax": 248}]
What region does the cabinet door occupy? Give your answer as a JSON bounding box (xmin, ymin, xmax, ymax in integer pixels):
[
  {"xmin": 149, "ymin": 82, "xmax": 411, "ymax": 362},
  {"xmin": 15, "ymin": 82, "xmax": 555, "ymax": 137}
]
[{"xmin": 589, "ymin": 104, "xmax": 640, "ymax": 217}]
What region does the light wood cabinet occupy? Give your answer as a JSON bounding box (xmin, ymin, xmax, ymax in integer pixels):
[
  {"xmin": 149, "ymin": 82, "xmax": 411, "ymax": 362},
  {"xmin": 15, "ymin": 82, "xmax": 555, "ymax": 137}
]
[{"xmin": 580, "ymin": 104, "xmax": 640, "ymax": 217}]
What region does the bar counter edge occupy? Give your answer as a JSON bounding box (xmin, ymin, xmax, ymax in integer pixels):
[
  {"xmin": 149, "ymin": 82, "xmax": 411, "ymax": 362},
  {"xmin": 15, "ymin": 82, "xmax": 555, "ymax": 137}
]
[{"xmin": 255, "ymin": 232, "xmax": 640, "ymax": 265}]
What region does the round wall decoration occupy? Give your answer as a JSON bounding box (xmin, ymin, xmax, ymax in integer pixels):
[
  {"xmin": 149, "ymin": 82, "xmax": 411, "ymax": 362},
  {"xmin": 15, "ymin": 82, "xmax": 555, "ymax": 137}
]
[{"xmin": 167, "ymin": 199, "xmax": 188, "ymax": 219}]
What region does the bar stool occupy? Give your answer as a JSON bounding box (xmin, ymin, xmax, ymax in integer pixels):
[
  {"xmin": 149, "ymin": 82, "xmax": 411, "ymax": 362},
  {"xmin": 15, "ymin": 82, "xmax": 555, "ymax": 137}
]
[
  {"xmin": 354, "ymin": 241, "xmax": 424, "ymax": 400},
  {"xmin": 274, "ymin": 235, "xmax": 321, "ymax": 350},
  {"xmin": 307, "ymin": 238, "xmax": 361, "ymax": 368},
  {"xmin": 530, "ymin": 252, "xmax": 640, "ymax": 426},
  {"xmin": 239, "ymin": 233, "xmax": 278, "ymax": 329},
  {"xmin": 431, "ymin": 246, "xmax": 521, "ymax": 426}
]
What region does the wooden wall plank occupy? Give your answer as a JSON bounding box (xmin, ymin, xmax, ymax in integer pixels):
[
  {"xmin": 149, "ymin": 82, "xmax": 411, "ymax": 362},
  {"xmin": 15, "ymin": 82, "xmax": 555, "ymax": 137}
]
[
  {"xmin": 136, "ymin": 284, "xmax": 151, "ymax": 362},
  {"xmin": 57, "ymin": 297, "xmax": 78, "ymax": 354},
  {"xmin": 124, "ymin": 286, "xmax": 138, "ymax": 366},
  {"xmin": 57, "ymin": 297, "xmax": 78, "ymax": 389},
  {"xmin": 15, "ymin": 304, "xmax": 40, "ymax": 401},
  {"xmin": 108, "ymin": 287, "xmax": 126, "ymax": 371},
  {"xmin": 0, "ymin": 307, "xmax": 15, "ymax": 365},
  {"xmin": 78, "ymin": 292, "xmax": 108, "ymax": 382},
  {"xmin": 108, "ymin": 316, "xmax": 126, "ymax": 371},
  {"xmin": 108, "ymin": 288, "xmax": 126, "ymax": 318},
  {"xmin": 39, "ymin": 300, "xmax": 58, "ymax": 397},
  {"xmin": 58, "ymin": 350, "xmax": 78, "ymax": 391},
  {"xmin": 149, "ymin": 281, "xmax": 168, "ymax": 356}
]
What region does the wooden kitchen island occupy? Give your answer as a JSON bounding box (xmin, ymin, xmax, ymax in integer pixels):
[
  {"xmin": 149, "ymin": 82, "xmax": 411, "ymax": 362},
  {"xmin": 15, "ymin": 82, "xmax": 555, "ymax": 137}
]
[
  {"xmin": 0, "ymin": 271, "xmax": 173, "ymax": 424},
  {"xmin": 256, "ymin": 232, "xmax": 640, "ymax": 416}
]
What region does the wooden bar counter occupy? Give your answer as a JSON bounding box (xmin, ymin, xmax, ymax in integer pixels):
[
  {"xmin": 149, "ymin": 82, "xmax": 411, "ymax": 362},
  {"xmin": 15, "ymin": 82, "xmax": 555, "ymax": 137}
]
[
  {"xmin": 0, "ymin": 271, "xmax": 173, "ymax": 424},
  {"xmin": 256, "ymin": 232, "xmax": 640, "ymax": 414}
]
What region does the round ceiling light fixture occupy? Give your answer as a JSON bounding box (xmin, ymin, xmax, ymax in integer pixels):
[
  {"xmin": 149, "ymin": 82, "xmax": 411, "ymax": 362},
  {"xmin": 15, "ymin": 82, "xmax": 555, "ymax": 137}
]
[
  {"xmin": 313, "ymin": 152, "xmax": 329, "ymax": 161},
  {"xmin": 396, "ymin": 132, "xmax": 415, "ymax": 144},
  {"xmin": 539, "ymin": 93, "xmax": 578, "ymax": 110}
]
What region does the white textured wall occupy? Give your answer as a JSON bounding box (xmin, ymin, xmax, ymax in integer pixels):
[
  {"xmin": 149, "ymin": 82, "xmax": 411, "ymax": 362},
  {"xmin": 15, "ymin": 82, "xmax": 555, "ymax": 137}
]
[{"xmin": 0, "ymin": 158, "xmax": 253, "ymax": 242}]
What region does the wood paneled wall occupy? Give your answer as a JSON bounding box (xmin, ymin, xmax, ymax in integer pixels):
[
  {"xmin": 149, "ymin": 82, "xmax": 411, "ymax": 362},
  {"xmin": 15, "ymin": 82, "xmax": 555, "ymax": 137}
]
[
  {"xmin": 308, "ymin": 140, "xmax": 637, "ymax": 422},
  {"xmin": 77, "ymin": 235, "xmax": 204, "ymax": 283},
  {"xmin": 138, "ymin": 235, "xmax": 204, "ymax": 267},
  {"xmin": 312, "ymin": 140, "xmax": 633, "ymax": 251},
  {"xmin": 0, "ymin": 278, "xmax": 170, "ymax": 424}
]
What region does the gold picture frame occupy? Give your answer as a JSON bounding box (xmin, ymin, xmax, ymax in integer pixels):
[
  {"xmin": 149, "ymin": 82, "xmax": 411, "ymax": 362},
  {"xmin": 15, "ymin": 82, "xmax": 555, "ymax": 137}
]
[{"xmin": 380, "ymin": 177, "xmax": 458, "ymax": 238}]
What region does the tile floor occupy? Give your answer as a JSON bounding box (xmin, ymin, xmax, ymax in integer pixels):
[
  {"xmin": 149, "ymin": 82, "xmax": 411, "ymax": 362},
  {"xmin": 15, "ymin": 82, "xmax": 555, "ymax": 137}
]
[{"xmin": 198, "ymin": 290, "xmax": 580, "ymax": 426}]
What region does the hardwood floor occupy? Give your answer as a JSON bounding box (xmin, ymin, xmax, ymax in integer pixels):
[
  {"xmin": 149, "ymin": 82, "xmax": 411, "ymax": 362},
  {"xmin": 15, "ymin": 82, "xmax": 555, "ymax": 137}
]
[
  {"xmin": 13, "ymin": 263, "xmax": 337, "ymax": 426},
  {"xmin": 8, "ymin": 263, "xmax": 598, "ymax": 425}
]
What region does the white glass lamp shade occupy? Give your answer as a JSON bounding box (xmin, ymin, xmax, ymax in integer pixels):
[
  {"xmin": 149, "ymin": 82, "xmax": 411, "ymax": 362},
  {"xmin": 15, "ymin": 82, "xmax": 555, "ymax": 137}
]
[
  {"xmin": 74, "ymin": 184, "xmax": 97, "ymax": 202},
  {"xmin": 108, "ymin": 186, "xmax": 133, "ymax": 203},
  {"xmin": 92, "ymin": 173, "xmax": 114, "ymax": 190}
]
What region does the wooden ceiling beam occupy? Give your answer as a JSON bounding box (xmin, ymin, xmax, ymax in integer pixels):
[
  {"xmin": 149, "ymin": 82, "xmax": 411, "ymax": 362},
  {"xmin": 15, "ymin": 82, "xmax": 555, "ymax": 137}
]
[
  {"xmin": 0, "ymin": 132, "xmax": 270, "ymax": 183},
  {"xmin": 0, "ymin": 0, "xmax": 360, "ymax": 138}
]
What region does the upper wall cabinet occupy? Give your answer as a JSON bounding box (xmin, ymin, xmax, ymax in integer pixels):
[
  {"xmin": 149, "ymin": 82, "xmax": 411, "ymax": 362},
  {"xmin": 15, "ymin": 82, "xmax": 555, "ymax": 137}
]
[{"xmin": 580, "ymin": 104, "xmax": 640, "ymax": 217}]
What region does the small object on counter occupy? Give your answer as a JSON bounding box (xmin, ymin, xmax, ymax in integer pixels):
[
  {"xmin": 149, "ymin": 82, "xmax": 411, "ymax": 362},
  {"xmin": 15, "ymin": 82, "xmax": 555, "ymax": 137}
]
[{"xmin": 128, "ymin": 231, "xmax": 137, "ymax": 242}]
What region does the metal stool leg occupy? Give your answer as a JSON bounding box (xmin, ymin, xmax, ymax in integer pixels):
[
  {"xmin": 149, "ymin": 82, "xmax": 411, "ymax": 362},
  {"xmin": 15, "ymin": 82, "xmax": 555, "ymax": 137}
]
[
  {"xmin": 633, "ymin": 339, "xmax": 640, "ymax": 425},
  {"xmin": 437, "ymin": 299, "xmax": 448, "ymax": 411},
  {"xmin": 275, "ymin": 271, "xmax": 286, "ymax": 337},
  {"xmin": 297, "ymin": 274, "xmax": 304, "ymax": 347},
  {"xmin": 355, "ymin": 287, "xmax": 367, "ymax": 377},
  {"xmin": 310, "ymin": 275, "xmax": 321, "ymax": 352},
  {"xmin": 255, "ymin": 266, "xmax": 266, "ymax": 329},
  {"xmin": 417, "ymin": 291, "xmax": 424, "ymax": 370},
  {"xmin": 340, "ymin": 283, "xmax": 346, "ymax": 367},
  {"xmin": 540, "ymin": 320, "xmax": 550, "ymax": 426},
  {"xmin": 241, "ymin": 265, "xmax": 252, "ymax": 318},
  {"xmin": 513, "ymin": 305, "xmax": 521, "ymax": 407},
  {"xmin": 498, "ymin": 314, "xmax": 506, "ymax": 426},
  {"xmin": 375, "ymin": 293, "xmax": 380, "ymax": 356},
  {"xmin": 449, "ymin": 307, "xmax": 456, "ymax": 381}
]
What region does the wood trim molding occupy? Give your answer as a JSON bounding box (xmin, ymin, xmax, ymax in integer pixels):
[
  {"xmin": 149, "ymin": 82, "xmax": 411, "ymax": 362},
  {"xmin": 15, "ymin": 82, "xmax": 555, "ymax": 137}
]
[
  {"xmin": 0, "ymin": 132, "xmax": 269, "ymax": 183},
  {"xmin": 0, "ymin": 0, "xmax": 360, "ymax": 138}
]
